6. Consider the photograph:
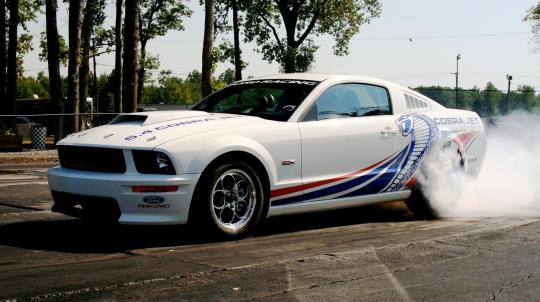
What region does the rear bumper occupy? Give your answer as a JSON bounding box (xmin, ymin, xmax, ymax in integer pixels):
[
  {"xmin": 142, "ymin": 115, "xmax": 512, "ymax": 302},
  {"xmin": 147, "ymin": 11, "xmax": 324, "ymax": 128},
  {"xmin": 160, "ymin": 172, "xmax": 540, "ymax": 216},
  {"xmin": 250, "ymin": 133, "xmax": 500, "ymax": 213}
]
[{"xmin": 47, "ymin": 166, "xmax": 201, "ymax": 225}]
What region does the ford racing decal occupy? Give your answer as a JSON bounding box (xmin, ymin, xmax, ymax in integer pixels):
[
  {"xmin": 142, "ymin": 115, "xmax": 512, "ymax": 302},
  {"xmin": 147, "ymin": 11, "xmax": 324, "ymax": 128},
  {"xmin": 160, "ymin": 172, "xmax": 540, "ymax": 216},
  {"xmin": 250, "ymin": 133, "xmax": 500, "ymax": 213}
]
[
  {"xmin": 138, "ymin": 195, "xmax": 170, "ymax": 209},
  {"xmin": 143, "ymin": 196, "xmax": 165, "ymax": 204}
]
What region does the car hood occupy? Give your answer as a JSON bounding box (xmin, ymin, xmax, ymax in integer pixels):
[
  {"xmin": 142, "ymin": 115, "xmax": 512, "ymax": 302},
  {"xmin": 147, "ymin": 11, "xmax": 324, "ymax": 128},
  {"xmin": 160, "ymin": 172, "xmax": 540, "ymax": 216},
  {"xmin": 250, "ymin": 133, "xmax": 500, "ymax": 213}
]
[{"xmin": 58, "ymin": 111, "xmax": 270, "ymax": 149}]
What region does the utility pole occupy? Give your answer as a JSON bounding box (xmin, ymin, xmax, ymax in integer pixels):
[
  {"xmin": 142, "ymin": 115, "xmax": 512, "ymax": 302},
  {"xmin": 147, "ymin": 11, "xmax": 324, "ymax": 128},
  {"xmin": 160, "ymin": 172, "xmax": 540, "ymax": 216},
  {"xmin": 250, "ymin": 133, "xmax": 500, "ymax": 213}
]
[
  {"xmin": 506, "ymin": 74, "xmax": 512, "ymax": 115},
  {"xmin": 455, "ymin": 54, "xmax": 461, "ymax": 109}
]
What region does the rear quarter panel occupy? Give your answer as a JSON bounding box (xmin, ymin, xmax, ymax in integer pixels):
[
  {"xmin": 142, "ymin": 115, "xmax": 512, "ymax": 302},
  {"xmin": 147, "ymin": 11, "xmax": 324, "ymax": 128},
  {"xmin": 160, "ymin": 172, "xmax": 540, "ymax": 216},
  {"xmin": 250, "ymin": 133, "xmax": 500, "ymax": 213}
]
[{"xmin": 423, "ymin": 109, "xmax": 487, "ymax": 176}]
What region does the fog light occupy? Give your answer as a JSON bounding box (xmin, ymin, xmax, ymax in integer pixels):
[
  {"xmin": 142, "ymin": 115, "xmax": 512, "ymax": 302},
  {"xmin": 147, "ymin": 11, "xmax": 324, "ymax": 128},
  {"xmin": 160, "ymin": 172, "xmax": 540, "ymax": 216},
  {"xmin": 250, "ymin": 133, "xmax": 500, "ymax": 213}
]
[{"xmin": 157, "ymin": 153, "xmax": 171, "ymax": 171}]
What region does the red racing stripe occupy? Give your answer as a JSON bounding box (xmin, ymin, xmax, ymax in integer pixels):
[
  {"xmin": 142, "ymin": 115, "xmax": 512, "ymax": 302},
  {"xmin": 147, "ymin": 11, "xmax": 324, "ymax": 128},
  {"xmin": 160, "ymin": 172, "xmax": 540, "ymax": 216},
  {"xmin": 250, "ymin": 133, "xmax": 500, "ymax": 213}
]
[{"xmin": 270, "ymin": 152, "xmax": 397, "ymax": 199}]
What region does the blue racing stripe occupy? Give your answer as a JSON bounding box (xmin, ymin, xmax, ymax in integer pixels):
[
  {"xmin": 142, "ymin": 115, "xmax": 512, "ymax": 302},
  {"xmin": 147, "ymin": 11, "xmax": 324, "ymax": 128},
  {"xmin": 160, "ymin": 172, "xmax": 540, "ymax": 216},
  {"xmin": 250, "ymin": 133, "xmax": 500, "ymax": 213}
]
[{"xmin": 272, "ymin": 147, "xmax": 407, "ymax": 206}]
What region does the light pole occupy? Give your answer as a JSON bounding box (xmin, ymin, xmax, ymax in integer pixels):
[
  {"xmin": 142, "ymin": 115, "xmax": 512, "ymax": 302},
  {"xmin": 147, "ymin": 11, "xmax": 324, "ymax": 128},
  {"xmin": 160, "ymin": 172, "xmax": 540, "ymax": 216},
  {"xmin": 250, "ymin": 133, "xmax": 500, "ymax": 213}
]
[
  {"xmin": 506, "ymin": 74, "xmax": 512, "ymax": 115},
  {"xmin": 455, "ymin": 54, "xmax": 461, "ymax": 109}
]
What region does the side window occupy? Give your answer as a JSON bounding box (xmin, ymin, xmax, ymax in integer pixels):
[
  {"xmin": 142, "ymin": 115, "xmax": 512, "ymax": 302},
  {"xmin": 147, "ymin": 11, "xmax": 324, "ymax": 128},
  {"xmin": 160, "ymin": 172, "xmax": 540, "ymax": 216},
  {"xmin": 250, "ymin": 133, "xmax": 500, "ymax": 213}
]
[{"xmin": 304, "ymin": 83, "xmax": 391, "ymax": 121}]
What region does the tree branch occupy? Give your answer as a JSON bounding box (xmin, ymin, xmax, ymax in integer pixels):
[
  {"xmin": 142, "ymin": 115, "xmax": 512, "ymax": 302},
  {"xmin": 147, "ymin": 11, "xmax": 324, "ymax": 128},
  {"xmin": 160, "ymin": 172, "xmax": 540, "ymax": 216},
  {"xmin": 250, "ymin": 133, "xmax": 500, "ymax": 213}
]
[
  {"xmin": 296, "ymin": 9, "xmax": 318, "ymax": 46},
  {"xmin": 258, "ymin": 12, "xmax": 285, "ymax": 55}
]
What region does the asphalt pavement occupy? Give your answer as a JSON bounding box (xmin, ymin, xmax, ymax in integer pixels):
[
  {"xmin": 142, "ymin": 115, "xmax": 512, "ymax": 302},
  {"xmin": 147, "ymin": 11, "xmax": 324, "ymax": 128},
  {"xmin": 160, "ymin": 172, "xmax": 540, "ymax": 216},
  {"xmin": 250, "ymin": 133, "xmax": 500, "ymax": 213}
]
[{"xmin": 1, "ymin": 165, "xmax": 539, "ymax": 301}]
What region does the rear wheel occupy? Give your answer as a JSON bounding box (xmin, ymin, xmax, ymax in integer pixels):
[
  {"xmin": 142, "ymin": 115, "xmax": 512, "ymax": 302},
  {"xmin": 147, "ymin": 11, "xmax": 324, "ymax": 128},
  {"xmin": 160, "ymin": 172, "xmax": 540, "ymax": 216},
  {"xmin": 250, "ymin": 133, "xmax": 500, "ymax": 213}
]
[
  {"xmin": 406, "ymin": 142, "xmax": 465, "ymax": 218},
  {"xmin": 193, "ymin": 160, "xmax": 266, "ymax": 238}
]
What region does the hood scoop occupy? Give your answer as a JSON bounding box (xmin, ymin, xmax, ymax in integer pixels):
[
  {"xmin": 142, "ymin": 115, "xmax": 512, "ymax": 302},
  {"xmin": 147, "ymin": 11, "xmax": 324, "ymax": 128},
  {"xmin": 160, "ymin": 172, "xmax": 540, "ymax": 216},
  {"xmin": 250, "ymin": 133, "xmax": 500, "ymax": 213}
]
[
  {"xmin": 109, "ymin": 114, "xmax": 147, "ymax": 125},
  {"xmin": 109, "ymin": 110, "xmax": 210, "ymax": 126}
]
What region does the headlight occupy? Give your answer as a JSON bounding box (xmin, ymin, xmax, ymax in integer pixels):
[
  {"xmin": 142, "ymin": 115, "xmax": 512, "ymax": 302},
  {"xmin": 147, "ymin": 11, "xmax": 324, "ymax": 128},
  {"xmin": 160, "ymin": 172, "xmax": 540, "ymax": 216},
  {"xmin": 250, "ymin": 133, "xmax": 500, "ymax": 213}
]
[{"xmin": 132, "ymin": 150, "xmax": 176, "ymax": 175}]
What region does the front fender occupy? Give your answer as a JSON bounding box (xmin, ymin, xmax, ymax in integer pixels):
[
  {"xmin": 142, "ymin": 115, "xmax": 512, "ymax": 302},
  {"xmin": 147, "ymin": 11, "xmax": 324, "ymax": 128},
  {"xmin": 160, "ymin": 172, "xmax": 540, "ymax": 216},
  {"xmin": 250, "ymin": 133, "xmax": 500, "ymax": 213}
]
[{"xmin": 156, "ymin": 133, "xmax": 279, "ymax": 187}]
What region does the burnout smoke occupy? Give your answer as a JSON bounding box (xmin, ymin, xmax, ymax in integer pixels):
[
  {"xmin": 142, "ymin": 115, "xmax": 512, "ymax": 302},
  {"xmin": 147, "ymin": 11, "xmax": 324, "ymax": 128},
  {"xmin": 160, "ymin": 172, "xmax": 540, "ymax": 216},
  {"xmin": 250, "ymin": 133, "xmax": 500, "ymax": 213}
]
[{"xmin": 419, "ymin": 111, "xmax": 540, "ymax": 217}]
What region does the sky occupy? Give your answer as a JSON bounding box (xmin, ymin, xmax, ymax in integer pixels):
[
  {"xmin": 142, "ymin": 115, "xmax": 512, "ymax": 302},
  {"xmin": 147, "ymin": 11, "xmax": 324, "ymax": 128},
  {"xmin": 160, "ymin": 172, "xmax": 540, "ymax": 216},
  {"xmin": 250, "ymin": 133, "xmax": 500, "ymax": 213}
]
[{"xmin": 24, "ymin": 0, "xmax": 540, "ymax": 91}]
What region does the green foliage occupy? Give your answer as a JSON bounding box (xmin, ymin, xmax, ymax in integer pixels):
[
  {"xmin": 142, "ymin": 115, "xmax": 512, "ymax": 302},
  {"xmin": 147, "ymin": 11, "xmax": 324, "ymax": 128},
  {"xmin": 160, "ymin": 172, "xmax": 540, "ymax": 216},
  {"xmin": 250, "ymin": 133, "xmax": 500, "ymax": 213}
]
[
  {"xmin": 141, "ymin": 70, "xmax": 202, "ymax": 105},
  {"xmin": 141, "ymin": 54, "xmax": 161, "ymax": 85},
  {"xmin": 16, "ymin": 0, "xmax": 42, "ymax": 30},
  {"xmin": 140, "ymin": 69, "xmax": 237, "ymax": 105},
  {"xmin": 414, "ymin": 83, "xmax": 540, "ymax": 117},
  {"xmin": 39, "ymin": 31, "xmax": 69, "ymax": 66},
  {"xmin": 16, "ymin": 33, "xmax": 33, "ymax": 78},
  {"xmin": 6, "ymin": 0, "xmax": 41, "ymax": 77},
  {"xmin": 16, "ymin": 71, "xmax": 50, "ymax": 99},
  {"xmin": 524, "ymin": 2, "xmax": 540, "ymax": 48},
  {"xmin": 481, "ymin": 82, "xmax": 501, "ymax": 116},
  {"xmin": 218, "ymin": 68, "xmax": 235, "ymax": 85},
  {"xmin": 212, "ymin": 42, "xmax": 248, "ymax": 72},
  {"xmin": 243, "ymin": 0, "xmax": 382, "ymax": 72},
  {"xmin": 140, "ymin": 0, "xmax": 192, "ymax": 45}
]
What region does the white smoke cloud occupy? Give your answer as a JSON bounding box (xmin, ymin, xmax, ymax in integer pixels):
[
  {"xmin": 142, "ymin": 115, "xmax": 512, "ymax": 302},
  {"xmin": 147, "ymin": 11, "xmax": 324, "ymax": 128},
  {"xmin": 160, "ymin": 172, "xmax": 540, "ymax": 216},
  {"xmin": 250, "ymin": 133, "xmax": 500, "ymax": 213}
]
[{"xmin": 419, "ymin": 111, "xmax": 540, "ymax": 217}]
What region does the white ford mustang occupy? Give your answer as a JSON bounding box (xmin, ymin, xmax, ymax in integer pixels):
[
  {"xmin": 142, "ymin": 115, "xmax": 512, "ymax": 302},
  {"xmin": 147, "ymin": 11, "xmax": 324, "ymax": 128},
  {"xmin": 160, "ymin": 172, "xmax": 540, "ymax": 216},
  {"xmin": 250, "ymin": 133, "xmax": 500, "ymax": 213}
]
[{"xmin": 48, "ymin": 73, "xmax": 486, "ymax": 237}]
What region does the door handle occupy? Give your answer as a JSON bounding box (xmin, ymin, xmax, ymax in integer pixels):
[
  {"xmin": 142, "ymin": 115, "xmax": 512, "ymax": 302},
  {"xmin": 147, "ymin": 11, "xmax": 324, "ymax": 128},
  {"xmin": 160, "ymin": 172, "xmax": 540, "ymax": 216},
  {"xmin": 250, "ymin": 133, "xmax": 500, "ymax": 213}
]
[{"xmin": 380, "ymin": 128, "xmax": 398, "ymax": 136}]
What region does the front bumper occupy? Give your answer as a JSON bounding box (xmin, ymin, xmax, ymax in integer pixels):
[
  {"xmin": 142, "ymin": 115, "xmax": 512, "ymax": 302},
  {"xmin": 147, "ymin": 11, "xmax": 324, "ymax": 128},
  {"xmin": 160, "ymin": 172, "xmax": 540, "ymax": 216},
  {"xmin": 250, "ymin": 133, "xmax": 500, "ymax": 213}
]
[{"xmin": 47, "ymin": 166, "xmax": 200, "ymax": 225}]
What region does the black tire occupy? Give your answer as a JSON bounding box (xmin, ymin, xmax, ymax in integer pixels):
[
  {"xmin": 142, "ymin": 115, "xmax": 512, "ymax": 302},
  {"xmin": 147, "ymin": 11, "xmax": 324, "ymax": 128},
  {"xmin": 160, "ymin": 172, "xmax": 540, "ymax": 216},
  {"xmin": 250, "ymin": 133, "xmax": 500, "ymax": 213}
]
[
  {"xmin": 406, "ymin": 142, "xmax": 465, "ymax": 219},
  {"xmin": 405, "ymin": 185, "xmax": 438, "ymax": 219},
  {"xmin": 192, "ymin": 160, "xmax": 266, "ymax": 238}
]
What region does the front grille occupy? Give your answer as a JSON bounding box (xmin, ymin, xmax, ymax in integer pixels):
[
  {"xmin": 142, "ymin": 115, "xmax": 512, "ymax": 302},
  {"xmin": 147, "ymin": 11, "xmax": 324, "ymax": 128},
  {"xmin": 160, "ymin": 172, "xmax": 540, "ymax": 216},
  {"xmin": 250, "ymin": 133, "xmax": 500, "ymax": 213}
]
[{"xmin": 58, "ymin": 145, "xmax": 126, "ymax": 173}]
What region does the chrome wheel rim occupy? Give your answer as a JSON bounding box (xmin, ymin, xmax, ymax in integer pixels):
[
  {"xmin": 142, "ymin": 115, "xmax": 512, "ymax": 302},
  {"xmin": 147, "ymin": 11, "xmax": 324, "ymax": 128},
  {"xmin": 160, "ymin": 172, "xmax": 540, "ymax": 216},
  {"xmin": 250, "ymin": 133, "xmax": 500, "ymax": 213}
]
[{"xmin": 210, "ymin": 169, "xmax": 257, "ymax": 232}]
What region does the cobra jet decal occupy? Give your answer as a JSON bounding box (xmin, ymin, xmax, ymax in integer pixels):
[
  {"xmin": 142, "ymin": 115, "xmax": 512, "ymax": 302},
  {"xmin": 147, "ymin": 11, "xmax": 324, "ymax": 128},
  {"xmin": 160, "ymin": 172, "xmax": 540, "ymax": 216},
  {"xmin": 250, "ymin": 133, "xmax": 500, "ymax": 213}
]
[{"xmin": 271, "ymin": 114, "xmax": 439, "ymax": 206}]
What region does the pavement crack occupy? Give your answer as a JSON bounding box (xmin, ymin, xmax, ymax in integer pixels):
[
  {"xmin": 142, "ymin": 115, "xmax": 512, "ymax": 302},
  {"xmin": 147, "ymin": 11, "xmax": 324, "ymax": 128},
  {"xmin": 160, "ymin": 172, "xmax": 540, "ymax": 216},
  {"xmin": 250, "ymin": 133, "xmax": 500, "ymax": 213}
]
[
  {"xmin": 15, "ymin": 268, "xmax": 227, "ymax": 301},
  {"xmin": 0, "ymin": 202, "xmax": 42, "ymax": 211},
  {"xmin": 488, "ymin": 273, "xmax": 535, "ymax": 301},
  {"xmin": 433, "ymin": 239, "xmax": 493, "ymax": 251}
]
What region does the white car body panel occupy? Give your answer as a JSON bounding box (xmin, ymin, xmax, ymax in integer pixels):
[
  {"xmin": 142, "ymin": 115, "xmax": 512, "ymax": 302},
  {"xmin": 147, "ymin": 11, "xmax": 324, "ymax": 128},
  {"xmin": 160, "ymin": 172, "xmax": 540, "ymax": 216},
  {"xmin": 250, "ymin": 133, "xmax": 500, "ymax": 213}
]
[{"xmin": 48, "ymin": 73, "xmax": 486, "ymax": 225}]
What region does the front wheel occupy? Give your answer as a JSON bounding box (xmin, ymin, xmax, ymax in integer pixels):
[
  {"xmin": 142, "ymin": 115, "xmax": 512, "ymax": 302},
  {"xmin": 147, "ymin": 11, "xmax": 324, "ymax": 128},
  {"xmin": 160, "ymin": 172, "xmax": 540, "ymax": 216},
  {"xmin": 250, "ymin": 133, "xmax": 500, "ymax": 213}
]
[{"xmin": 193, "ymin": 160, "xmax": 266, "ymax": 238}]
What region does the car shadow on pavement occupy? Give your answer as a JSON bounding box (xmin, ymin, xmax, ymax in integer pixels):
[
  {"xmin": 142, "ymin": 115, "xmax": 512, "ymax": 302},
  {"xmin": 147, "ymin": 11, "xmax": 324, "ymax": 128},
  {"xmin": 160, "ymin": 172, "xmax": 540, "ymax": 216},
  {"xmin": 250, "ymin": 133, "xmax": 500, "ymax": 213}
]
[{"xmin": 0, "ymin": 202, "xmax": 414, "ymax": 254}]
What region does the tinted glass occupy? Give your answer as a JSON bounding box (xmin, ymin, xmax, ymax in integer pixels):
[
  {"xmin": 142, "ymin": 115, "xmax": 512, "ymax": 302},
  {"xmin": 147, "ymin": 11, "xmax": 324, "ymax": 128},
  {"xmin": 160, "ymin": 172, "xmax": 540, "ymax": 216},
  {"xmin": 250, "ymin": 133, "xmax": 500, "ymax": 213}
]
[
  {"xmin": 192, "ymin": 80, "xmax": 319, "ymax": 122},
  {"xmin": 306, "ymin": 83, "xmax": 391, "ymax": 121}
]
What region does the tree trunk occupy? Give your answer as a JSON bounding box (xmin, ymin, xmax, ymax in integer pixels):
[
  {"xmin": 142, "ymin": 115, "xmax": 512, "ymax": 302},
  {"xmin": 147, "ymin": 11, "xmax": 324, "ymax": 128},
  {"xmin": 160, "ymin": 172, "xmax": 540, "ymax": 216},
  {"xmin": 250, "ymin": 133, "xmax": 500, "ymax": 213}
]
[
  {"xmin": 114, "ymin": 0, "xmax": 123, "ymax": 113},
  {"xmin": 79, "ymin": 0, "xmax": 96, "ymax": 130},
  {"xmin": 67, "ymin": 0, "xmax": 85, "ymax": 133},
  {"xmin": 45, "ymin": 0, "xmax": 64, "ymax": 141},
  {"xmin": 136, "ymin": 39, "xmax": 146, "ymax": 106},
  {"xmin": 92, "ymin": 38, "xmax": 98, "ymax": 113},
  {"xmin": 5, "ymin": 0, "xmax": 18, "ymax": 126},
  {"xmin": 283, "ymin": 47, "xmax": 296, "ymax": 73},
  {"xmin": 232, "ymin": 0, "xmax": 242, "ymax": 81},
  {"xmin": 0, "ymin": 0, "xmax": 6, "ymax": 107},
  {"xmin": 201, "ymin": 0, "xmax": 214, "ymax": 98},
  {"xmin": 122, "ymin": 0, "xmax": 140, "ymax": 113}
]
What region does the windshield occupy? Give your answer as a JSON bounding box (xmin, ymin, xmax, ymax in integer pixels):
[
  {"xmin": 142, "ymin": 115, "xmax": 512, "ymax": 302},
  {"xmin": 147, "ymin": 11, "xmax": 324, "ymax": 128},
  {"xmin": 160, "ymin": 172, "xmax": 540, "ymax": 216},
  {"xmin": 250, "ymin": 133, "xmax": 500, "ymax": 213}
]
[{"xmin": 191, "ymin": 80, "xmax": 319, "ymax": 121}]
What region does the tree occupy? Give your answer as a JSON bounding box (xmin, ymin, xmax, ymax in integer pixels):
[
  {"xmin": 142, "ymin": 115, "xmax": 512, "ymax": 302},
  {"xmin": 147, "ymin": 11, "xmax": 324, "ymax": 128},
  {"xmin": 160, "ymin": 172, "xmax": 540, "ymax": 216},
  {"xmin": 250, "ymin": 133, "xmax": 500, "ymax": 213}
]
[
  {"xmin": 67, "ymin": 0, "xmax": 85, "ymax": 132},
  {"xmin": 513, "ymin": 85, "xmax": 538, "ymax": 112},
  {"xmin": 138, "ymin": 0, "xmax": 191, "ymax": 104},
  {"xmin": 45, "ymin": 0, "xmax": 64, "ymax": 140},
  {"xmin": 215, "ymin": 0, "xmax": 246, "ymax": 80},
  {"xmin": 218, "ymin": 68, "xmax": 235, "ymax": 85},
  {"xmin": 231, "ymin": 0, "xmax": 242, "ymax": 80},
  {"xmin": 39, "ymin": 31, "xmax": 68, "ymax": 66},
  {"xmin": 16, "ymin": 73, "xmax": 50, "ymax": 98},
  {"xmin": 243, "ymin": 0, "xmax": 381, "ymax": 73},
  {"xmin": 114, "ymin": 0, "xmax": 123, "ymax": 113},
  {"xmin": 5, "ymin": 0, "xmax": 18, "ymax": 122},
  {"xmin": 80, "ymin": 0, "xmax": 109, "ymax": 123},
  {"xmin": 481, "ymin": 82, "xmax": 501, "ymax": 117},
  {"xmin": 122, "ymin": 0, "xmax": 141, "ymax": 112},
  {"xmin": 524, "ymin": 3, "xmax": 540, "ymax": 49},
  {"xmin": 202, "ymin": 0, "xmax": 215, "ymax": 97},
  {"xmin": 0, "ymin": 0, "xmax": 5, "ymax": 105}
]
